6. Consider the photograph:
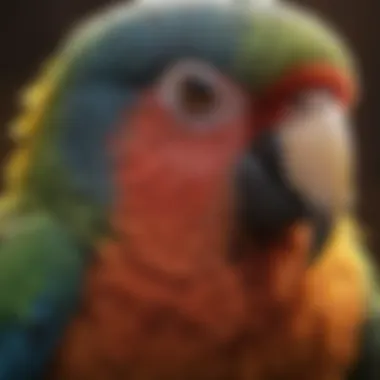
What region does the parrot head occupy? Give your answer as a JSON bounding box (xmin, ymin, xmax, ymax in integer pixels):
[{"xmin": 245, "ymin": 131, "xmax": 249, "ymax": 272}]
[{"xmin": 6, "ymin": 0, "xmax": 358, "ymax": 266}]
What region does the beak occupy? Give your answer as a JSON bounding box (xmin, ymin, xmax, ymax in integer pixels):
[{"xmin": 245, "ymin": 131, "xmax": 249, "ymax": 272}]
[
  {"xmin": 235, "ymin": 133, "xmax": 333, "ymax": 256},
  {"xmin": 235, "ymin": 134, "xmax": 306, "ymax": 243},
  {"xmin": 235, "ymin": 91, "xmax": 352, "ymax": 256}
]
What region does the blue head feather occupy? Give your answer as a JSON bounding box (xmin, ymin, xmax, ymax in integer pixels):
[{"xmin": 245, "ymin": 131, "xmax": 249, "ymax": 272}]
[{"xmin": 51, "ymin": 4, "xmax": 248, "ymax": 204}]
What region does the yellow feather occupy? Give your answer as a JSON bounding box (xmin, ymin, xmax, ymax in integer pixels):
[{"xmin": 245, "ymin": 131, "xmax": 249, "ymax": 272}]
[
  {"xmin": 4, "ymin": 57, "xmax": 64, "ymax": 196},
  {"xmin": 321, "ymin": 216, "xmax": 377, "ymax": 293}
]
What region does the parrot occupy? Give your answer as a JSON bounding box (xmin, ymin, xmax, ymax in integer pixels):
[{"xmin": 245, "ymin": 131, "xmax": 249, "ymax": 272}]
[{"xmin": 0, "ymin": 0, "xmax": 379, "ymax": 379}]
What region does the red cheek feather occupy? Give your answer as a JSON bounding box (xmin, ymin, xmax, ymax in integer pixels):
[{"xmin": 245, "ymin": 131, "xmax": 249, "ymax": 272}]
[
  {"xmin": 108, "ymin": 90, "xmax": 249, "ymax": 277},
  {"xmin": 52, "ymin": 67, "xmax": 366, "ymax": 380}
]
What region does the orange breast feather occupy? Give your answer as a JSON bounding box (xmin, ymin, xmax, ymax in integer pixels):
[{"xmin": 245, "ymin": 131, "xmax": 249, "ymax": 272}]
[{"xmin": 50, "ymin": 220, "xmax": 370, "ymax": 380}]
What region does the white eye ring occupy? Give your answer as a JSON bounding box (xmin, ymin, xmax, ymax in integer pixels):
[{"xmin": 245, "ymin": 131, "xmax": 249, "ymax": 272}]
[{"xmin": 157, "ymin": 59, "xmax": 242, "ymax": 130}]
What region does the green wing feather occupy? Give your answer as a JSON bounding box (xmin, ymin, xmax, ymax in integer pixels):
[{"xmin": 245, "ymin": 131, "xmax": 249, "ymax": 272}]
[
  {"xmin": 0, "ymin": 41, "xmax": 91, "ymax": 380},
  {"xmin": 0, "ymin": 210, "xmax": 87, "ymax": 379}
]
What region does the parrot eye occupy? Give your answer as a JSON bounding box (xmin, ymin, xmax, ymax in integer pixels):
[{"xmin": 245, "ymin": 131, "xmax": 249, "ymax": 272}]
[
  {"xmin": 158, "ymin": 59, "xmax": 241, "ymax": 130},
  {"xmin": 179, "ymin": 77, "xmax": 216, "ymax": 116}
]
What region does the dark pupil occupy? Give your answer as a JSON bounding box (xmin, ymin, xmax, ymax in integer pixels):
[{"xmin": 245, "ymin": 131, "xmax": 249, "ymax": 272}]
[{"xmin": 180, "ymin": 77, "xmax": 216, "ymax": 115}]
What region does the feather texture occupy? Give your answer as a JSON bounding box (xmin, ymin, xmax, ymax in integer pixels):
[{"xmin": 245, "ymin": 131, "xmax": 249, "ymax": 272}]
[
  {"xmin": 0, "ymin": 212, "xmax": 87, "ymax": 380},
  {"xmin": 0, "ymin": 2, "xmax": 368, "ymax": 379}
]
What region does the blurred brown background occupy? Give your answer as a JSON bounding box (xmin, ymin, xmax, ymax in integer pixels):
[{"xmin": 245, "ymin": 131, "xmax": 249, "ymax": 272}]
[{"xmin": 0, "ymin": 0, "xmax": 378, "ymax": 261}]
